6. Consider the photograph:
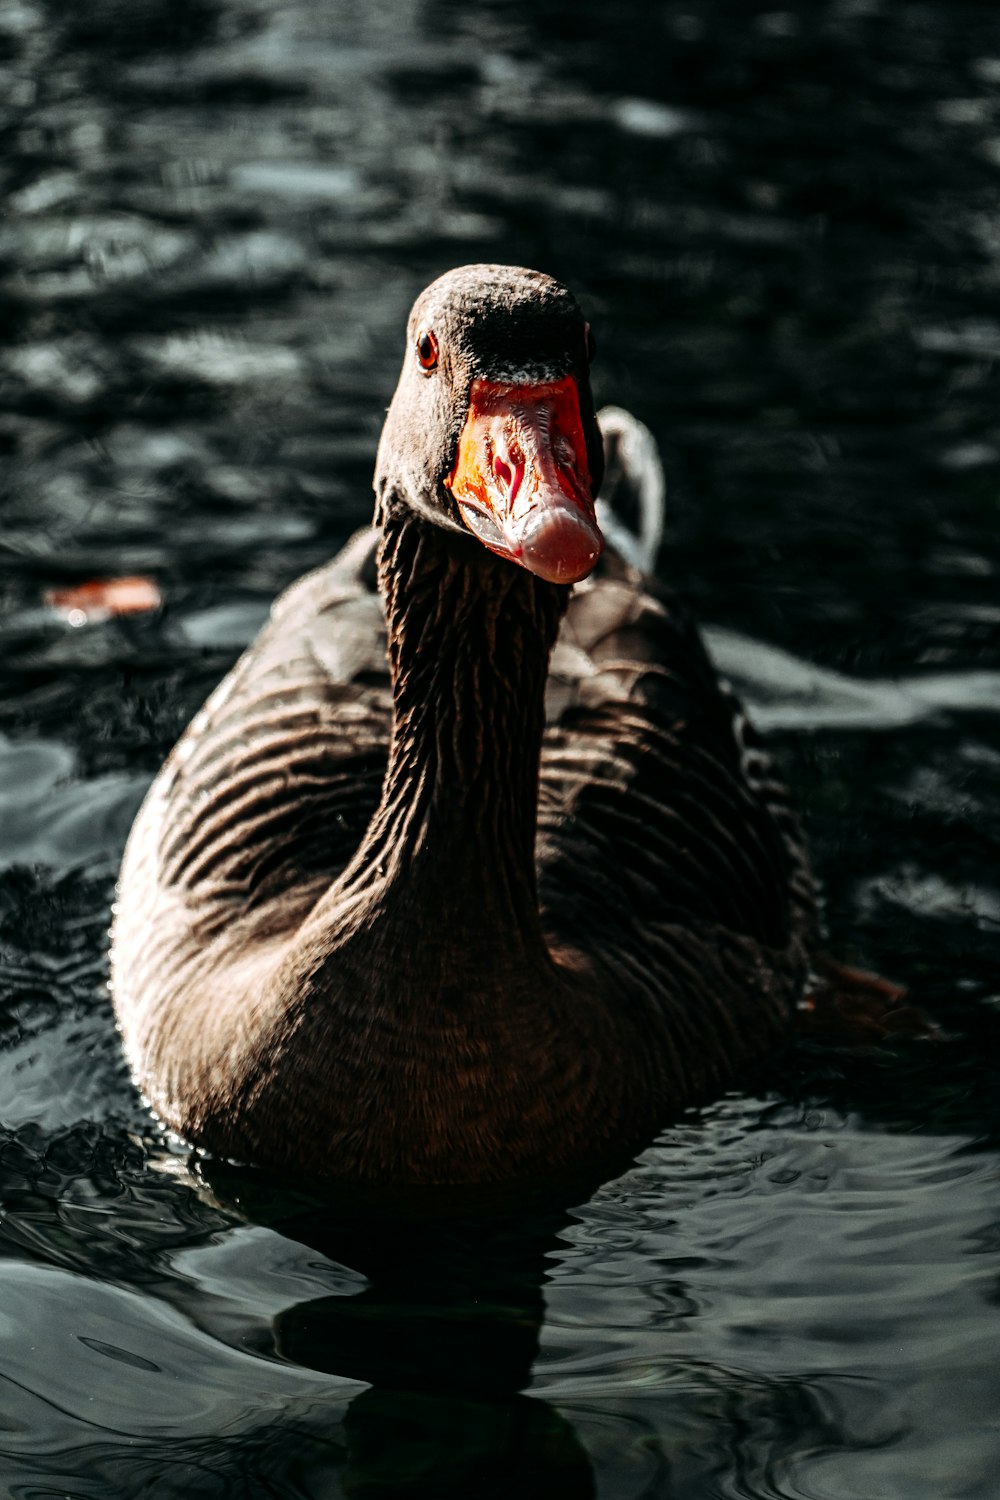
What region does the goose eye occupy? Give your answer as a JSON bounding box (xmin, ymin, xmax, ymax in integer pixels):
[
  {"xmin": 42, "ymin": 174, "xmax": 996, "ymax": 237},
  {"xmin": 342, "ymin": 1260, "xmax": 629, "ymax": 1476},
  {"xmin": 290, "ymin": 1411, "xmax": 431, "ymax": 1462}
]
[
  {"xmin": 585, "ymin": 322, "xmax": 597, "ymax": 364},
  {"xmin": 416, "ymin": 328, "xmax": 439, "ymax": 371}
]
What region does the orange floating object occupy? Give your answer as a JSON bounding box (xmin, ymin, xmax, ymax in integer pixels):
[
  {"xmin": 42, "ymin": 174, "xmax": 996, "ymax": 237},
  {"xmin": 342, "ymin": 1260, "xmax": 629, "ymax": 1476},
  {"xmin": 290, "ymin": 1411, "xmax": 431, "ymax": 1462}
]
[{"xmin": 44, "ymin": 576, "xmax": 163, "ymax": 625}]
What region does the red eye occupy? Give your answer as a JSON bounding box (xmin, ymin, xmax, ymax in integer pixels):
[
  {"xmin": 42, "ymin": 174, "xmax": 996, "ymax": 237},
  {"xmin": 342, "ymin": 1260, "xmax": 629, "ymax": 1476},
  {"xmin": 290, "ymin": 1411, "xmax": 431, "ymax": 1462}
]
[
  {"xmin": 585, "ymin": 322, "xmax": 597, "ymax": 364},
  {"xmin": 416, "ymin": 328, "xmax": 438, "ymax": 371}
]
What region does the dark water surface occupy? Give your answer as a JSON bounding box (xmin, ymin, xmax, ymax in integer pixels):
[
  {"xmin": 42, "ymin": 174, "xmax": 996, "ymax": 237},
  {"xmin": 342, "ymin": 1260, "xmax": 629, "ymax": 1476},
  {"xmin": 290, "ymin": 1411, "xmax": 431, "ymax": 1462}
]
[{"xmin": 2, "ymin": 0, "xmax": 1000, "ymax": 1494}]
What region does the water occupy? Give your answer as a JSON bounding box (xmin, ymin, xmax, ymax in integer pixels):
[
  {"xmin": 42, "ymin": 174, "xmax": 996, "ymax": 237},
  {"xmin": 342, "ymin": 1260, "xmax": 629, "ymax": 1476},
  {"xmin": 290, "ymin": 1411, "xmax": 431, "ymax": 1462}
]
[{"xmin": 1, "ymin": 0, "xmax": 999, "ymax": 1494}]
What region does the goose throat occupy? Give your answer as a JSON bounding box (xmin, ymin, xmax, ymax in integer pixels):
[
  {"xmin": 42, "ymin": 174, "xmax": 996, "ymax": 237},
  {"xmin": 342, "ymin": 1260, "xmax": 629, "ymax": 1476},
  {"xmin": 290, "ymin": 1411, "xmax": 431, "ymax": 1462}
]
[{"xmin": 342, "ymin": 506, "xmax": 568, "ymax": 952}]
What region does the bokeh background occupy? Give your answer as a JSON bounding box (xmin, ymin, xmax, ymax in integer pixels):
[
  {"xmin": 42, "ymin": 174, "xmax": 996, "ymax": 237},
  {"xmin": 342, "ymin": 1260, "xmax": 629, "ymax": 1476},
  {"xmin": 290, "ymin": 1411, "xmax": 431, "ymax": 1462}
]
[{"xmin": 1, "ymin": 1, "xmax": 999, "ymax": 1496}]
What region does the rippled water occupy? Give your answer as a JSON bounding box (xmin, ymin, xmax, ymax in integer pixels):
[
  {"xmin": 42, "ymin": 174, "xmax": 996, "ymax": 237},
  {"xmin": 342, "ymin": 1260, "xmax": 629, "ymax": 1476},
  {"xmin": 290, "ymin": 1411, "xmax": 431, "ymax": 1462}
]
[{"xmin": 1, "ymin": 0, "xmax": 999, "ymax": 1495}]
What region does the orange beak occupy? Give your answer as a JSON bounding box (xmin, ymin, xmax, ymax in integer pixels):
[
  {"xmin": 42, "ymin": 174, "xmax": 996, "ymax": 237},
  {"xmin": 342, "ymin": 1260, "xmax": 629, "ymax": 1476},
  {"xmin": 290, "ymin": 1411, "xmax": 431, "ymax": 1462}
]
[{"xmin": 444, "ymin": 375, "xmax": 603, "ymax": 585}]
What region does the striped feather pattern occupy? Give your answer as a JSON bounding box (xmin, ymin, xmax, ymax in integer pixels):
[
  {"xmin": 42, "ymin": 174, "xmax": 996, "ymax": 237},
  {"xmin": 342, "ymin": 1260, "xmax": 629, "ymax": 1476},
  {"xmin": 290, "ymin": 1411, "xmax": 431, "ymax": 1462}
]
[{"xmin": 111, "ymin": 518, "xmax": 813, "ymax": 1185}]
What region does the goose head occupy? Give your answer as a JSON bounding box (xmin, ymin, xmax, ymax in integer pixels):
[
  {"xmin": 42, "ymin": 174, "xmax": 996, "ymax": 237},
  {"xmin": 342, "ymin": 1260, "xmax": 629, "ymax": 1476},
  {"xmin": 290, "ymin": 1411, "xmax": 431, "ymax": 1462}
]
[{"xmin": 374, "ymin": 264, "xmax": 605, "ymax": 585}]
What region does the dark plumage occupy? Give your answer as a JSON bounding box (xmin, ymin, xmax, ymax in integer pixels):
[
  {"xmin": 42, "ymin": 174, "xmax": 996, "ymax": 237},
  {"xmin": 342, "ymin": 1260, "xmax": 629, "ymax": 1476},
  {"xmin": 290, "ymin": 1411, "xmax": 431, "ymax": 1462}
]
[{"xmin": 111, "ymin": 264, "xmax": 814, "ymax": 1186}]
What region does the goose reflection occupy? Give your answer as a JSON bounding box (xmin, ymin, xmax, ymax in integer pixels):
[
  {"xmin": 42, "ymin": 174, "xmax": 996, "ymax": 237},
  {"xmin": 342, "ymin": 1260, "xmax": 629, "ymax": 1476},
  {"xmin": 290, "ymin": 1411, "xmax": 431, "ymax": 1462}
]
[{"xmin": 201, "ymin": 1164, "xmax": 598, "ymax": 1498}]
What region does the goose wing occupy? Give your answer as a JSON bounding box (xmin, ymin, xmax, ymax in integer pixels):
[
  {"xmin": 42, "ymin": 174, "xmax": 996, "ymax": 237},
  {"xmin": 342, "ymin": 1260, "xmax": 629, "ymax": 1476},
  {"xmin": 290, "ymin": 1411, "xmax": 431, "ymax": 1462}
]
[
  {"xmin": 539, "ymin": 564, "xmax": 814, "ymax": 956},
  {"xmin": 132, "ymin": 519, "xmax": 809, "ymax": 962},
  {"xmin": 145, "ymin": 528, "xmax": 390, "ymax": 916}
]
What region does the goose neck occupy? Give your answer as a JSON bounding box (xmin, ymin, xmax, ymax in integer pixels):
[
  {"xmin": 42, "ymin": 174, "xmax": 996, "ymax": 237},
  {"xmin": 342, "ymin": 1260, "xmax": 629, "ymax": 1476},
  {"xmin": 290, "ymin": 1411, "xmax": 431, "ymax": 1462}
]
[{"xmin": 346, "ymin": 505, "xmax": 567, "ymax": 957}]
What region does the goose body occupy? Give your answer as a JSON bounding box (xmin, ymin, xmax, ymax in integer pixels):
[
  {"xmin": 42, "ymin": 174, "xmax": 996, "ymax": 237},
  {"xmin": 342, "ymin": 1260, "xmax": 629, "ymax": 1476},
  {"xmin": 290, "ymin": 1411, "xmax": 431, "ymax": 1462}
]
[{"xmin": 111, "ymin": 265, "xmax": 814, "ymax": 1186}]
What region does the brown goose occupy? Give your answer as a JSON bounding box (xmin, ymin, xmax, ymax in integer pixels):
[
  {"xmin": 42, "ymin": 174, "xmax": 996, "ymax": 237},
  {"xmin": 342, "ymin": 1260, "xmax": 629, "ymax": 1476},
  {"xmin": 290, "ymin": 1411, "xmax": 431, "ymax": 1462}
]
[{"xmin": 111, "ymin": 264, "xmax": 814, "ymax": 1187}]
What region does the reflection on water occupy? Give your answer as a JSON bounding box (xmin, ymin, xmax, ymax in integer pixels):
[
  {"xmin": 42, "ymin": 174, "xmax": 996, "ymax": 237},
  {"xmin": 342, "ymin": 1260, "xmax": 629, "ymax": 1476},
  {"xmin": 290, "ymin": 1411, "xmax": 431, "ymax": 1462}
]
[{"xmin": 2, "ymin": 0, "xmax": 1000, "ymax": 1495}]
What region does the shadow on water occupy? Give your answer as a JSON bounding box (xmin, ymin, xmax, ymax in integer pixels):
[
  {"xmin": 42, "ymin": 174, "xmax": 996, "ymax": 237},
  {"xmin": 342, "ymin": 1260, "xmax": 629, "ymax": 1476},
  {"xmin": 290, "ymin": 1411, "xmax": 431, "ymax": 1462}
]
[
  {"xmin": 0, "ymin": 1116, "xmax": 884, "ymax": 1499},
  {"xmin": 206, "ymin": 1173, "xmax": 596, "ymax": 1499}
]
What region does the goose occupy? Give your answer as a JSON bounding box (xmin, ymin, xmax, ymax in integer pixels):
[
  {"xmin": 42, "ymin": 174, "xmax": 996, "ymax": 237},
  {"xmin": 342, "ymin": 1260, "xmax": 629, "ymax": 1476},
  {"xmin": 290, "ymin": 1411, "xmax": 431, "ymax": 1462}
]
[{"xmin": 111, "ymin": 264, "xmax": 815, "ymax": 1187}]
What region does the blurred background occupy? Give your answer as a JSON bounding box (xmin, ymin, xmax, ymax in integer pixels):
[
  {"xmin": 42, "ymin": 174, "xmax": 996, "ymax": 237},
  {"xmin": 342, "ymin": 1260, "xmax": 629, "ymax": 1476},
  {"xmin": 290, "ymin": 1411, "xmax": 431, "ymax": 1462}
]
[{"xmin": 1, "ymin": 1, "xmax": 999, "ymax": 1496}]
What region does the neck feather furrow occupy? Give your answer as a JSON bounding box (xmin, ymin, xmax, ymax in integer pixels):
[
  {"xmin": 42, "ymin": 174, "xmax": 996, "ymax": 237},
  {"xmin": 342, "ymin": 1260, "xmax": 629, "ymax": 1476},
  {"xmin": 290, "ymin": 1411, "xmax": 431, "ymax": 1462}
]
[{"xmin": 341, "ymin": 504, "xmax": 566, "ymax": 955}]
